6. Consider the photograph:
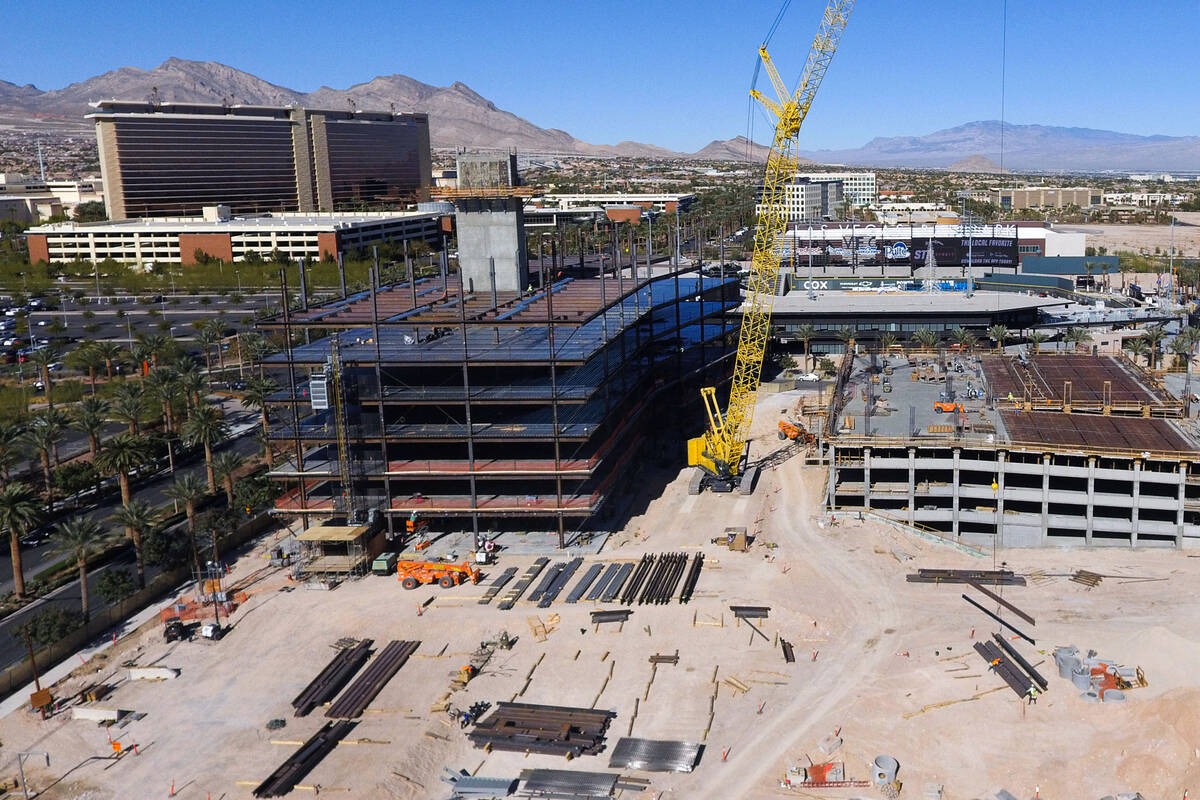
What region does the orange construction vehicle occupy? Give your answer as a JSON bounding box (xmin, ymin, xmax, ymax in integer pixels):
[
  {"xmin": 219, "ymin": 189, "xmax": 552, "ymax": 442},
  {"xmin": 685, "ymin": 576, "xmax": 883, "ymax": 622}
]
[
  {"xmin": 933, "ymin": 401, "xmax": 964, "ymax": 414},
  {"xmin": 396, "ymin": 560, "xmax": 480, "ymax": 590},
  {"xmin": 778, "ymin": 419, "xmax": 816, "ymax": 443}
]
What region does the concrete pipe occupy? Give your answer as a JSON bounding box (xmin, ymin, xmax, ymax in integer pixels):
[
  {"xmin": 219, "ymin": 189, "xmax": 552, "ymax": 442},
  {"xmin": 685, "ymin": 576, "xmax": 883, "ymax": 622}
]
[
  {"xmin": 1058, "ymin": 655, "xmax": 1081, "ymax": 679},
  {"xmin": 1071, "ymin": 665, "xmax": 1093, "ymax": 690},
  {"xmin": 872, "ymin": 755, "xmax": 899, "ymax": 784},
  {"xmin": 1081, "ymin": 689, "xmax": 1101, "ymax": 703},
  {"xmin": 1102, "ymin": 689, "xmax": 1126, "ymax": 703}
]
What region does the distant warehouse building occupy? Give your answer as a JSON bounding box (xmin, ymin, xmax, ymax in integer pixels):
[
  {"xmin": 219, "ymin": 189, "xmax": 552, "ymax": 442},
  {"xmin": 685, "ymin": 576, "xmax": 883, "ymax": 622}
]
[
  {"xmin": 89, "ymin": 100, "xmax": 432, "ymax": 219},
  {"xmin": 26, "ymin": 206, "xmax": 443, "ymax": 266}
]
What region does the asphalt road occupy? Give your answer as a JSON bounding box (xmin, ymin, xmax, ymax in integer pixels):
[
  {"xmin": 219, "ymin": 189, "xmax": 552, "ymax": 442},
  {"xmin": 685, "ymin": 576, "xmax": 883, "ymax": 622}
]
[{"xmin": 0, "ymin": 403, "xmax": 260, "ymax": 672}]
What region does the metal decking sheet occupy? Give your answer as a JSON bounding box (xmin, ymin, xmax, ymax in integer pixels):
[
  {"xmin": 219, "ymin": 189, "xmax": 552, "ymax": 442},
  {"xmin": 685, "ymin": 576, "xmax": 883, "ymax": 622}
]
[
  {"xmin": 566, "ymin": 564, "xmax": 604, "ymax": 604},
  {"xmin": 601, "ymin": 563, "xmax": 633, "ymax": 602},
  {"xmin": 607, "ymin": 737, "xmax": 703, "ymax": 773},
  {"xmin": 586, "ymin": 564, "xmax": 622, "ymax": 602}
]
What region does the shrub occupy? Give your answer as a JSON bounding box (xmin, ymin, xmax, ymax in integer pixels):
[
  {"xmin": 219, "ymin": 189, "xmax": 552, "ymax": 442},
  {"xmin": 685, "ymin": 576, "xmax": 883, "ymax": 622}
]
[
  {"xmin": 97, "ymin": 569, "xmax": 137, "ymax": 604},
  {"xmin": 14, "ymin": 606, "xmax": 84, "ymax": 647}
]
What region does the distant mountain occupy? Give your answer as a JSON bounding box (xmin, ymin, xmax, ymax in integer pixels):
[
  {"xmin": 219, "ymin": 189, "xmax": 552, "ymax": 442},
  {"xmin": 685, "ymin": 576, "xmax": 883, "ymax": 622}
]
[
  {"xmin": 944, "ymin": 154, "xmax": 1007, "ymax": 174},
  {"xmin": 0, "ymin": 58, "xmax": 690, "ymax": 159},
  {"xmin": 798, "ymin": 121, "xmax": 1200, "ymax": 172}
]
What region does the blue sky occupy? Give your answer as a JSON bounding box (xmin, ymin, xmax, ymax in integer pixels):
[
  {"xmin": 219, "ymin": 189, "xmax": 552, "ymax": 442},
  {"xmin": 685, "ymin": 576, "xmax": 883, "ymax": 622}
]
[{"xmin": 4, "ymin": 0, "xmax": 1198, "ymax": 152}]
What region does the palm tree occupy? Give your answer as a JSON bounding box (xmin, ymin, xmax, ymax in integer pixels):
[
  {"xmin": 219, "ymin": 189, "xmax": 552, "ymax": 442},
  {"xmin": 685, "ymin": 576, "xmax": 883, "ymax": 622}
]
[
  {"xmin": 176, "ymin": 361, "xmax": 208, "ymax": 413},
  {"xmin": 28, "ymin": 348, "xmax": 57, "ymax": 408},
  {"xmin": 164, "ymin": 473, "xmax": 207, "ymax": 574},
  {"xmin": 50, "ymin": 517, "xmax": 114, "ymax": 619},
  {"xmin": 792, "ymin": 324, "xmax": 816, "ymax": 371},
  {"xmin": 72, "ymin": 396, "xmax": 111, "ymax": 463},
  {"xmin": 950, "ymin": 327, "xmax": 978, "ymax": 354},
  {"xmin": 912, "ymin": 328, "xmax": 939, "ymax": 351},
  {"xmin": 109, "ymin": 381, "xmax": 146, "ymax": 436},
  {"xmin": 204, "ymin": 319, "xmax": 227, "ymax": 374},
  {"xmin": 212, "ymin": 451, "xmax": 244, "ymax": 508},
  {"xmin": 182, "ymin": 405, "xmax": 229, "ymax": 492},
  {"xmin": 194, "ymin": 327, "xmax": 219, "ymax": 374},
  {"xmin": 66, "ymin": 342, "xmax": 102, "ymax": 396},
  {"xmin": 1170, "ymin": 335, "xmax": 1192, "ymax": 372},
  {"xmin": 986, "ymin": 324, "xmax": 1010, "ymax": 353},
  {"xmin": 878, "ymin": 332, "xmax": 899, "ymax": 353},
  {"xmin": 23, "ymin": 416, "xmax": 65, "ymax": 495},
  {"xmin": 242, "ymin": 376, "xmax": 277, "ymax": 466},
  {"xmin": 1065, "ymin": 327, "xmax": 1091, "ymax": 351},
  {"xmin": 135, "ymin": 332, "xmax": 175, "ymax": 371},
  {"xmin": 111, "ymin": 499, "xmax": 158, "ymax": 589},
  {"xmin": 144, "ymin": 366, "xmax": 181, "ymax": 436},
  {"xmin": 241, "ymin": 333, "xmax": 273, "ymax": 378},
  {"xmin": 94, "ymin": 341, "xmax": 123, "ymax": 381},
  {"xmin": 1027, "ymin": 331, "xmax": 1047, "ymax": 354},
  {"xmin": 95, "ymin": 433, "xmax": 152, "ymax": 510},
  {"xmin": 1143, "ymin": 325, "xmax": 1167, "ymax": 370},
  {"xmin": 0, "ymin": 483, "xmax": 41, "ymax": 599},
  {"xmin": 0, "ymin": 421, "xmax": 25, "ymax": 483},
  {"xmin": 1125, "ymin": 336, "xmax": 1149, "ymax": 366}
]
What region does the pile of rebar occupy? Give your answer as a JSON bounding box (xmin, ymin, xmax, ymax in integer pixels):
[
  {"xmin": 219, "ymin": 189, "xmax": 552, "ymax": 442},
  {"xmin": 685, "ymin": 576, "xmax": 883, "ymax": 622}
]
[
  {"xmin": 678, "ymin": 553, "xmax": 704, "ymax": 603},
  {"xmin": 253, "ymin": 720, "xmax": 356, "ymax": 797},
  {"xmin": 619, "ymin": 555, "xmax": 656, "ymax": 605},
  {"xmin": 291, "ymin": 639, "xmax": 373, "ymax": 717},
  {"xmin": 325, "ymin": 640, "xmax": 420, "ymax": 718},
  {"xmin": 469, "ymin": 702, "xmax": 616, "ymax": 757},
  {"xmin": 636, "ymin": 553, "xmax": 688, "ymax": 605}
]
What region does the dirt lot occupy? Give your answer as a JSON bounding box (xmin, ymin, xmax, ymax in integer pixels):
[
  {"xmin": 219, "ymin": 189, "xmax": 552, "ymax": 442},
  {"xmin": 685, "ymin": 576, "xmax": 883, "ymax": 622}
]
[
  {"xmin": 1060, "ymin": 215, "xmax": 1200, "ymax": 259},
  {"xmin": 2, "ymin": 391, "xmax": 1200, "ymax": 799}
]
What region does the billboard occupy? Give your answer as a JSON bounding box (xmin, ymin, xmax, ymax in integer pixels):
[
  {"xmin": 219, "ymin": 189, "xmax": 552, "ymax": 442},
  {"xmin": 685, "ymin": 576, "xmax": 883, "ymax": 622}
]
[{"xmin": 910, "ymin": 237, "xmax": 1017, "ymax": 269}]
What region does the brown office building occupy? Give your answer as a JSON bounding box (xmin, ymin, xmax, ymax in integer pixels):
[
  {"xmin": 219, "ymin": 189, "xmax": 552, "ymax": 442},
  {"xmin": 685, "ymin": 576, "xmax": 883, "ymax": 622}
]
[{"xmin": 89, "ymin": 101, "xmax": 431, "ymax": 219}]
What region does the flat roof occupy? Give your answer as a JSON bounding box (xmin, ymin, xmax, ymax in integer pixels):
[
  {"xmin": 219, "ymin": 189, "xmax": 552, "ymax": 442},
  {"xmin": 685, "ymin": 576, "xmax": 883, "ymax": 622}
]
[
  {"xmin": 980, "ymin": 354, "xmax": 1174, "ymax": 407},
  {"xmin": 770, "ymin": 291, "xmax": 1065, "ymax": 315},
  {"xmin": 297, "ymin": 524, "xmax": 371, "ymax": 542},
  {"xmin": 999, "ymin": 410, "xmax": 1194, "ymax": 454},
  {"xmin": 28, "ymin": 210, "xmax": 440, "ymax": 235}
]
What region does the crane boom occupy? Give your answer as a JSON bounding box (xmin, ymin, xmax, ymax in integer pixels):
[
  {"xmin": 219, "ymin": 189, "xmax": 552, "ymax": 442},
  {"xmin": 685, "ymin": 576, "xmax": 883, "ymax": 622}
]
[{"xmin": 689, "ymin": 0, "xmax": 854, "ymax": 489}]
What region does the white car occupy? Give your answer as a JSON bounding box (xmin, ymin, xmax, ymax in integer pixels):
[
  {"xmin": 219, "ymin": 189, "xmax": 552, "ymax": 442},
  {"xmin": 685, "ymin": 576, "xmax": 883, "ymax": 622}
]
[{"xmin": 799, "ymin": 372, "xmax": 820, "ymax": 382}]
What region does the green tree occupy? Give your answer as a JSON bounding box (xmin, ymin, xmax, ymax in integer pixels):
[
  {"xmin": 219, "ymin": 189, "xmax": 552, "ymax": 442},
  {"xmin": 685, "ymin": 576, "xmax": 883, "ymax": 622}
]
[
  {"xmin": 50, "ymin": 517, "xmax": 114, "ymax": 620},
  {"xmin": 1143, "ymin": 325, "xmax": 1166, "ymax": 369},
  {"xmin": 950, "ymin": 327, "xmax": 978, "ymax": 354},
  {"xmin": 144, "ymin": 366, "xmax": 181, "ymax": 437},
  {"xmin": 28, "ymin": 348, "xmax": 58, "ymax": 409},
  {"xmin": 14, "ymin": 606, "xmax": 83, "ymax": 647},
  {"xmin": 194, "ymin": 327, "xmax": 218, "ymax": 374},
  {"xmin": 73, "ymin": 201, "xmax": 107, "ymax": 223},
  {"xmin": 1124, "ymin": 336, "xmax": 1149, "ymax": 365},
  {"xmin": 986, "ymin": 324, "xmax": 1010, "ymax": 353},
  {"xmin": 72, "ymin": 396, "xmax": 111, "ymax": 464},
  {"xmin": 95, "ymin": 432, "xmax": 152, "ymax": 511},
  {"xmin": 1064, "ymin": 327, "xmax": 1092, "ymax": 350},
  {"xmin": 792, "ymin": 324, "xmax": 816, "ymax": 371},
  {"xmin": 1027, "ymin": 331, "xmax": 1047, "ymax": 354},
  {"xmin": 203, "ymin": 318, "xmax": 227, "ymax": 374},
  {"xmin": 878, "ymin": 332, "xmax": 899, "ymax": 352},
  {"xmin": 0, "ymin": 421, "xmax": 26, "ymax": 483},
  {"xmin": 97, "ymin": 568, "xmax": 137, "ymax": 604},
  {"xmin": 109, "ymin": 381, "xmax": 146, "ymax": 436},
  {"xmin": 0, "ymin": 483, "xmax": 41, "ymax": 599},
  {"xmin": 94, "ymin": 341, "xmax": 123, "ymax": 381},
  {"xmin": 241, "ymin": 376, "xmax": 277, "ymax": 466},
  {"xmin": 212, "ymin": 451, "xmax": 243, "ymax": 508},
  {"xmin": 182, "ymin": 404, "xmax": 229, "ymax": 492},
  {"xmin": 175, "ymin": 360, "xmax": 208, "ymax": 413},
  {"xmin": 111, "ymin": 499, "xmax": 158, "ymax": 589},
  {"xmin": 66, "ymin": 342, "xmax": 102, "ymax": 396},
  {"xmin": 912, "ymin": 328, "xmax": 940, "ymax": 350},
  {"xmin": 23, "ymin": 416, "xmax": 65, "ymax": 495},
  {"xmin": 164, "ymin": 473, "xmax": 207, "ymax": 574}
]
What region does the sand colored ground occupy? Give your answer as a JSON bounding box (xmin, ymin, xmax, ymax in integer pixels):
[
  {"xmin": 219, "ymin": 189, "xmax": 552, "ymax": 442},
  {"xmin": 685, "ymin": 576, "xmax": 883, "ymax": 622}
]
[
  {"xmin": 1, "ymin": 391, "xmax": 1199, "ymax": 799},
  {"xmin": 1060, "ymin": 213, "xmax": 1200, "ymax": 260}
]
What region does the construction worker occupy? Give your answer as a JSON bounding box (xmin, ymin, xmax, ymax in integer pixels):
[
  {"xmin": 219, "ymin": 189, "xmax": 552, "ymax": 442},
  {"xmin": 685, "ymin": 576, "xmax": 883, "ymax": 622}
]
[
  {"xmin": 1007, "ymin": 391, "xmax": 1015, "ymax": 405},
  {"xmin": 1027, "ymin": 684, "xmax": 1039, "ymax": 705},
  {"xmin": 988, "ymin": 658, "xmax": 1002, "ymax": 673}
]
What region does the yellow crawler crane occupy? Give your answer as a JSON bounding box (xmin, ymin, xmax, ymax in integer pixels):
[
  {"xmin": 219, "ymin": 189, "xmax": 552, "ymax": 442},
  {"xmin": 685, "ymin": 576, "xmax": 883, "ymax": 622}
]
[{"xmin": 688, "ymin": 0, "xmax": 854, "ymax": 492}]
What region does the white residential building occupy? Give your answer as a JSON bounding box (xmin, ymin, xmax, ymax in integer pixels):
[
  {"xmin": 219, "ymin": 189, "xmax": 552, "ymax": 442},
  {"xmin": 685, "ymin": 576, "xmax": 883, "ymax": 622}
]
[{"xmin": 794, "ymin": 170, "xmax": 876, "ymax": 207}]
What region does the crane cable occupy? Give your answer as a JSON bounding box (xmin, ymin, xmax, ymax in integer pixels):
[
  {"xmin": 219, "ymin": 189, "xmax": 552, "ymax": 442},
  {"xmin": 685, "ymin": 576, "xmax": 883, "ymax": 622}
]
[{"xmin": 746, "ymin": 0, "xmax": 794, "ymax": 161}]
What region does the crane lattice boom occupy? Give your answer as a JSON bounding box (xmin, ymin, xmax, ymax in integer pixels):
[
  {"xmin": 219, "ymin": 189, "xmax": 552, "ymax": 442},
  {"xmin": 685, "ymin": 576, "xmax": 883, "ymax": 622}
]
[{"xmin": 689, "ymin": 0, "xmax": 854, "ymax": 487}]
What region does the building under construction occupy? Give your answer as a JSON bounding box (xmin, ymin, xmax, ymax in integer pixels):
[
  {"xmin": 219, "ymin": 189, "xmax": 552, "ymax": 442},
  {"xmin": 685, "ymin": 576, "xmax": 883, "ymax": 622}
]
[
  {"xmin": 822, "ymin": 350, "xmax": 1200, "ymax": 548},
  {"xmin": 259, "ymin": 266, "xmax": 738, "ymax": 547}
]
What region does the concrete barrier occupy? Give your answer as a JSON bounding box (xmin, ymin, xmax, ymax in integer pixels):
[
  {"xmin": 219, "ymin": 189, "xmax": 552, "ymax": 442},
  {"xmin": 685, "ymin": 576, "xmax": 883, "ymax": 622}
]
[
  {"xmin": 72, "ymin": 706, "xmax": 125, "ymax": 722},
  {"xmin": 128, "ymin": 667, "xmax": 180, "ymax": 681}
]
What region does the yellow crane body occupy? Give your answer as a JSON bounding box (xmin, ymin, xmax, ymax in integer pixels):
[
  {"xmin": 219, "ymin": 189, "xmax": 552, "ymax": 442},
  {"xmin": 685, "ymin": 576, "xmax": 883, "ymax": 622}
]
[{"xmin": 688, "ymin": 0, "xmax": 854, "ymax": 490}]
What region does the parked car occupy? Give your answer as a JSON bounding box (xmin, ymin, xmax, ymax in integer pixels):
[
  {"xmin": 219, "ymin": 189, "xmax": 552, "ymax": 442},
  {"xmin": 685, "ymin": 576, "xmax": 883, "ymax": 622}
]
[{"xmin": 798, "ymin": 372, "xmax": 820, "ymax": 382}]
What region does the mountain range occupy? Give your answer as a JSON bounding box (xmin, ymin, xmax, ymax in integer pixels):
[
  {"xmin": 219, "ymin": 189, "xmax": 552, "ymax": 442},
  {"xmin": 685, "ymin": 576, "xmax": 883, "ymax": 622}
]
[{"xmin": 2, "ymin": 59, "xmax": 1198, "ymax": 171}]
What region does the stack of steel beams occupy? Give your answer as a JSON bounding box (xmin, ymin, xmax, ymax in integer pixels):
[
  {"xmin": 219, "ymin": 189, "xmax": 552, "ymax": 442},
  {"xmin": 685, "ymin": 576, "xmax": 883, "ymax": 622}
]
[
  {"xmin": 469, "ymin": 702, "xmax": 616, "ymax": 757},
  {"xmin": 607, "ymin": 738, "xmax": 703, "ymax": 772},
  {"xmin": 499, "ymin": 558, "xmax": 549, "ymax": 610},
  {"xmin": 253, "ymin": 720, "xmax": 356, "ymax": 797},
  {"xmin": 291, "ymin": 639, "xmax": 373, "ymax": 717},
  {"xmin": 566, "ymin": 564, "xmax": 604, "ymax": 603},
  {"xmin": 905, "ymin": 569, "xmax": 1026, "ymax": 586},
  {"xmin": 636, "ymin": 553, "xmax": 688, "ymax": 605},
  {"xmin": 678, "ymin": 553, "xmax": 704, "ymax": 603},
  {"xmin": 619, "ymin": 555, "xmax": 655, "ymax": 605},
  {"xmin": 325, "ymin": 640, "xmax": 420, "ymax": 718},
  {"xmin": 539, "ymin": 558, "xmax": 583, "ymax": 607}
]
